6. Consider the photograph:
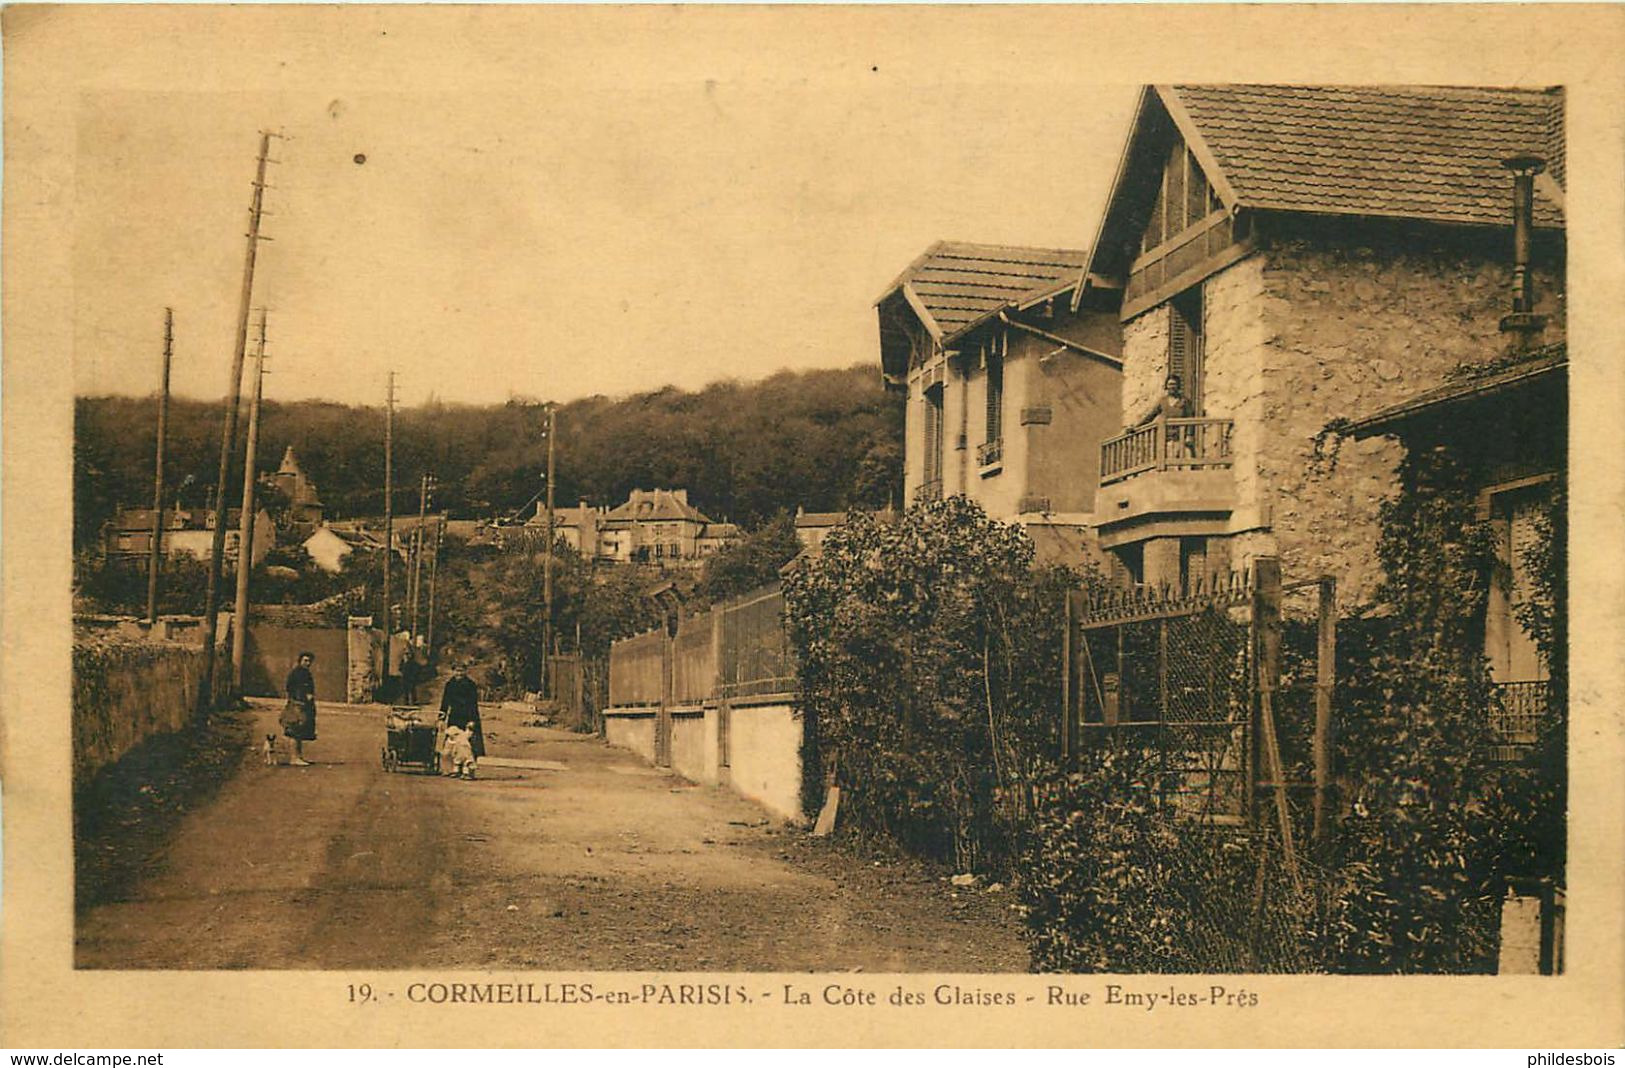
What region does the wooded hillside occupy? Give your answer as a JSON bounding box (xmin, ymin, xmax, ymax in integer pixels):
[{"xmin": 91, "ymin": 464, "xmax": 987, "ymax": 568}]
[{"xmin": 74, "ymin": 364, "xmax": 902, "ymax": 547}]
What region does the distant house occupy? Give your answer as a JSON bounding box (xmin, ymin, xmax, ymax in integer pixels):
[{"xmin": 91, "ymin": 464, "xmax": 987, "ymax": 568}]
[
  {"xmin": 104, "ymin": 506, "xmax": 275, "ymax": 568},
  {"xmin": 302, "ymin": 522, "xmax": 385, "ymax": 573},
  {"xmin": 792, "ymin": 506, "xmax": 898, "ymax": 557},
  {"xmin": 1076, "ymin": 84, "xmax": 1564, "ymax": 599},
  {"xmin": 876, "ymin": 241, "xmax": 1125, "ymax": 564},
  {"xmin": 529, "ymin": 489, "xmax": 738, "ymax": 566},
  {"xmin": 269, "ymin": 446, "xmax": 324, "ymax": 532}
]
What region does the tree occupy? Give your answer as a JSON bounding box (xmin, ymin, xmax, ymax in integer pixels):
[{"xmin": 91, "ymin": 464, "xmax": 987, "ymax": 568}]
[{"xmin": 695, "ymin": 513, "xmax": 800, "ymax": 604}]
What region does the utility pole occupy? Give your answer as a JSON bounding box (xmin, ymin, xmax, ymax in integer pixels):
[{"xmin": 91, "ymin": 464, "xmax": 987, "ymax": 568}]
[
  {"xmin": 231, "ymin": 309, "xmax": 269, "ymax": 691},
  {"xmin": 146, "ymin": 307, "xmax": 174, "ymax": 625},
  {"xmin": 382, "ymin": 370, "xmax": 396, "ymax": 694},
  {"xmin": 199, "ymin": 130, "xmax": 278, "ymax": 716},
  {"xmin": 426, "ymin": 513, "xmax": 444, "ymax": 666},
  {"xmin": 409, "ymin": 472, "xmax": 433, "ymax": 644},
  {"xmin": 541, "ymin": 403, "xmax": 556, "ymax": 695}
]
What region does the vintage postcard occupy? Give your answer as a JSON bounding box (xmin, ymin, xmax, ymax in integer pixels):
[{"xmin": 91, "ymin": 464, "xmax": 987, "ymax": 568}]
[{"xmin": 4, "ymin": 2, "xmax": 1623, "ymax": 1049}]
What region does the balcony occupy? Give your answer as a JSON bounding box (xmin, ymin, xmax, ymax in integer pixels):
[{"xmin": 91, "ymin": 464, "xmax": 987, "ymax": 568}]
[
  {"xmin": 1094, "ymin": 417, "xmax": 1238, "ymax": 547},
  {"xmin": 916, "ymin": 479, "xmax": 944, "ymax": 503},
  {"xmin": 976, "ymin": 438, "xmax": 1003, "ymax": 474},
  {"xmin": 1100, "ymin": 417, "xmax": 1234, "ymax": 485},
  {"xmin": 1491, "ymin": 679, "xmax": 1550, "ymax": 753}
]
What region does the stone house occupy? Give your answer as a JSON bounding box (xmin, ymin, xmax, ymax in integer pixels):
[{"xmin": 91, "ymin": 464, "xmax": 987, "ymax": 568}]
[
  {"xmin": 1077, "ymin": 84, "xmax": 1565, "ymax": 601},
  {"xmin": 530, "ymin": 488, "xmax": 738, "ymax": 566},
  {"xmin": 104, "ymin": 506, "xmax": 276, "ymax": 568},
  {"xmin": 876, "ymin": 241, "xmax": 1124, "ymax": 563}
]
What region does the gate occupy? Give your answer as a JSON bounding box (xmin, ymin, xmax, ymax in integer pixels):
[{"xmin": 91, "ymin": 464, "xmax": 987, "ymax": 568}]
[{"xmin": 1064, "ymin": 558, "xmax": 1337, "ymax": 849}]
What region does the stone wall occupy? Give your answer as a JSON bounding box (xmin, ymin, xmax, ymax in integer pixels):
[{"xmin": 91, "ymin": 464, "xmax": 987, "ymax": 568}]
[
  {"xmin": 725, "ymin": 700, "xmax": 804, "ymax": 823},
  {"xmin": 1119, "ymin": 305, "xmax": 1168, "ymax": 430},
  {"xmin": 71, "ymin": 635, "xmax": 226, "ymax": 788},
  {"xmin": 604, "ymin": 709, "xmax": 658, "ymax": 763},
  {"xmin": 1257, "ymin": 231, "xmax": 1565, "ymax": 604},
  {"xmin": 1113, "ymin": 219, "xmax": 1564, "ymax": 604},
  {"xmin": 1202, "ymin": 255, "xmax": 1269, "ymax": 519}
]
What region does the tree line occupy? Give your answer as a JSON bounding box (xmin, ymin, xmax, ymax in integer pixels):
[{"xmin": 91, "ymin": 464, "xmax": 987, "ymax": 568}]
[{"xmin": 74, "ymin": 364, "xmax": 903, "ymax": 549}]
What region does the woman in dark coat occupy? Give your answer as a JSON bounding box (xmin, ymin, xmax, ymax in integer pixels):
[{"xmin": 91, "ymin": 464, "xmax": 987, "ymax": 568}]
[
  {"xmin": 280, "ymin": 651, "xmax": 318, "ymax": 766},
  {"xmin": 439, "ymin": 660, "xmax": 486, "ymax": 759}
]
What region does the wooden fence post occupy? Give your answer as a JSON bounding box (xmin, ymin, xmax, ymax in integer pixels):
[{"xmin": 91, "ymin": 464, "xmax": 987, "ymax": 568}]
[
  {"xmin": 1251, "ymin": 556, "xmax": 1299, "ymax": 885},
  {"xmin": 1314, "ymin": 576, "xmax": 1337, "ymax": 850}
]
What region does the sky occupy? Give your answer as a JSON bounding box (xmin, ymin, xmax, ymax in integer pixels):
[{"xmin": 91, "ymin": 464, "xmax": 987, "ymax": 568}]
[{"xmin": 61, "ymin": 7, "xmax": 1141, "ymax": 408}]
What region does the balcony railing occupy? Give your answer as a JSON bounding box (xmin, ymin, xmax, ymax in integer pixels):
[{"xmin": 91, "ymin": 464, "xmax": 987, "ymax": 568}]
[
  {"xmin": 1100, "ymin": 417, "xmax": 1235, "ymax": 485},
  {"xmin": 1491, "ymin": 679, "xmax": 1550, "ymax": 749},
  {"xmin": 976, "ymin": 438, "xmax": 1003, "ymax": 469},
  {"xmin": 916, "ymin": 479, "xmax": 943, "ymax": 503}
]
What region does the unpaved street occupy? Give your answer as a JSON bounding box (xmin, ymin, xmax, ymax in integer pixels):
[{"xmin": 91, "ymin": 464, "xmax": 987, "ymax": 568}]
[{"xmin": 76, "ymin": 699, "xmax": 1028, "ymax": 971}]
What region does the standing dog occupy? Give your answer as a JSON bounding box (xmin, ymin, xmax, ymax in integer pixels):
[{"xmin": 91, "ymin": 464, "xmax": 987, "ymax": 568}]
[{"xmin": 263, "ymin": 733, "xmax": 283, "ymax": 766}]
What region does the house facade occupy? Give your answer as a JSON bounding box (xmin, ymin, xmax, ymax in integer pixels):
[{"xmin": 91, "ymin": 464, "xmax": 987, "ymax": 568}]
[
  {"xmin": 1078, "ymin": 84, "xmax": 1565, "ymax": 602},
  {"xmin": 104, "ymin": 506, "xmax": 276, "ymax": 568},
  {"xmin": 876, "ymin": 241, "xmax": 1124, "ymax": 563},
  {"xmin": 529, "ymin": 488, "xmax": 739, "ymax": 566}
]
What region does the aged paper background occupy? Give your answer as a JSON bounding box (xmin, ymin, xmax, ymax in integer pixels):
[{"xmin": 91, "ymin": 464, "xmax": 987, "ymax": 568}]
[{"xmin": 4, "ymin": 3, "xmax": 1623, "ymax": 1048}]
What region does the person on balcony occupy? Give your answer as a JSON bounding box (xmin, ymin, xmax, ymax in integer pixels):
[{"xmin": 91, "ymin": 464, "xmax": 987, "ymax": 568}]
[
  {"xmin": 1137, "ymin": 375, "xmax": 1196, "ymax": 461},
  {"xmin": 1138, "ymin": 374, "xmax": 1194, "ymax": 426}
]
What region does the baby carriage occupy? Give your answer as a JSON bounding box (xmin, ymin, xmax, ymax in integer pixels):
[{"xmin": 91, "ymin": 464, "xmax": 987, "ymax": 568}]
[{"xmin": 381, "ymin": 706, "xmax": 441, "ymax": 774}]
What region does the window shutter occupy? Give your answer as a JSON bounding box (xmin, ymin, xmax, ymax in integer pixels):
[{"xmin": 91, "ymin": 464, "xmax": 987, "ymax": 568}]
[{"xmin": 1168, "ymin": 303, "xmax": 1189, "ymax": 382}]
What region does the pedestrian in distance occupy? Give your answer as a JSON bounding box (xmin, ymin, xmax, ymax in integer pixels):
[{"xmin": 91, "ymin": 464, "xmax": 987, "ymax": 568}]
[
  {"xmin": 279, "ymin": 650, "xmax": 318, "ymax": 767},
  {"xmin": 438, "ymin": 659, "xmax": 486, "ymax": 773}
]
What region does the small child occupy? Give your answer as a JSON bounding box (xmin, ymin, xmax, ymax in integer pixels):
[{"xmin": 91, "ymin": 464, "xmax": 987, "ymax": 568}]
[{"xmin": 442, "ymin": 723, "xmax": 477, "ymax": 780}]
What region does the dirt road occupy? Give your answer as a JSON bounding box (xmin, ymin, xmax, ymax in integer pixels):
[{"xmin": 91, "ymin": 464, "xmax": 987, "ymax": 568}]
[{"xmin": 76, "ymin": 699, "xmax": 1028, "ymax": 971}]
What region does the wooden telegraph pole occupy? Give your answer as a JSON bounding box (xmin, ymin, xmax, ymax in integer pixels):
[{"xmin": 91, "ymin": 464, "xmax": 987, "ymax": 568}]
[
  {"xmin": 409, "ymin": 472, "xmax": 433, "ymax": 644},
  {"xmin": 381, "ymin": 371, "xmax": 396, "ymax": 694},
  {"xmin": 541, "ymin": 404, "xmax": 556, "ymax": 695},
  {"xmin": 199, "ymin": 130, "xmax": 278, "ymax": 716},
  {"xmin": 146, "ymin": 307, "xmax": 174, "ymax": 625},
  {"xmin": 425, "ymin": 513, "xmax": 444, "ymax": 666},
  {"xmin": 230, "ymin": 309, "xmax": 269, "ymax": 691}
]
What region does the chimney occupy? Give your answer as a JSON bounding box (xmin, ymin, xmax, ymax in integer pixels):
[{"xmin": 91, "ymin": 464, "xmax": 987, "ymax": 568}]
[{"xmin": 1499, "ymin": 153, "xmax": 1548, "ymax": 353}]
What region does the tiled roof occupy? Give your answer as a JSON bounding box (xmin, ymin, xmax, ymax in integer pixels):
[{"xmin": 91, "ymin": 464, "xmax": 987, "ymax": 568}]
[
  {"xmin": 1348, "ymin": 344, "xmax": 1567, "ymax": 436},
  {"xmin": 1172, "ymin": 84, "xmax": 1564, "ymax": 228},
  {"xmin": 109, "ymin": 507, "xmax": 249, "ymax": 531},
  {"xmin": 881, "ymin": 241, "xmax": 1088, "ymax": 340},
  {"xmin": 604, "ymin": 489, "xmax": 713, "ymax": 524}
]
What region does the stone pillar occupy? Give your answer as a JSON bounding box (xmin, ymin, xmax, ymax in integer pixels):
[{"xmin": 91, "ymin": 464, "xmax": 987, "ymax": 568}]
[{"xmin": 347, "ymin": 615, "xmax": 379, "ymax": 704}]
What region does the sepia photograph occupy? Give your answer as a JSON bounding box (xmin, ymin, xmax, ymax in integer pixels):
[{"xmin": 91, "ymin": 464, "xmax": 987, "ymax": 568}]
[{"xmin": 4, "ymin": 2, "xmax": 1624, "ymax": 1050}]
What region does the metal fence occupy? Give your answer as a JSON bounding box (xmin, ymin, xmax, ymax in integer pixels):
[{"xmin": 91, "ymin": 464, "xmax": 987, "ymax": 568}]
[
  {"xmin": 1066, "ymin": 573, "xmax": 1256, "ymax": 824},
  {"xmin": 1065, "ymin": 560, "xmax": 1336, "ymax": 848},
  {"xmin": 608, "ymin": 628, "xmax": 663, "ymax": 707},
  {"xmin": 673, "ymin": 606, "xmax": 720, "ymax": 705},
  {"xmin": 719, "ymin": 584, "xmax": 797, "ymax": 700}
]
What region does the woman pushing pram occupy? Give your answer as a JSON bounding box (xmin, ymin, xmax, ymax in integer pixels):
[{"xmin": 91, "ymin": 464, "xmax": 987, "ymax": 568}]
[{"xmin": 437, "ymin": 660, "xmax": 486, "ymax": 780}]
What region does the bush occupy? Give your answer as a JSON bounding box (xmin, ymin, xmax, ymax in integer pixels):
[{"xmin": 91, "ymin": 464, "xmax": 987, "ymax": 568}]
[{"xmin": 782, "ymin": 497, "xmax": 1077, "ymax": 874}]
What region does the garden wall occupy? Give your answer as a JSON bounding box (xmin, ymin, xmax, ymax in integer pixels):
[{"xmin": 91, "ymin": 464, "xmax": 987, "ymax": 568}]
[{"xmin": 71, "ymin": 633, "xmax": 229, "ymax": 789}]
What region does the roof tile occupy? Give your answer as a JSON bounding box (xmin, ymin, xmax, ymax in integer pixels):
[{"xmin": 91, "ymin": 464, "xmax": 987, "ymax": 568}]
[{"xmin": 1172, "ymin": 84, "xmax": 1564, "ymax": 228}]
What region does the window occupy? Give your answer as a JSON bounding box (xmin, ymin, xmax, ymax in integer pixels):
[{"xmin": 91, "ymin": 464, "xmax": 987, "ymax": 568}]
[
  {"xmin": 1486, "ymin": 483, "xmax": 1552, "ymax": 683},
  {"xmin": 923, "ymin": 384, "xmax": 944, "ymax": 485},
  {"xmin": 984, "ymin": 333, "xmax": 1005, "ymax": 445},
  {"xmin": 1169, "ymin": 287, "xmax": 1204, "ymax": 414}
]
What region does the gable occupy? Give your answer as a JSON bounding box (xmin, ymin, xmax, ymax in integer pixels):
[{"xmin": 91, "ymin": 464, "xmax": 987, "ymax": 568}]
[
  {"xmin": 877, "ymin": 241, "xmax": 1086, "ymax": 379},
  {"xmin": 1124, "ymin": 122, "xmax": 1253, "ymax": 315},
  {"xmin": 1083, "ymin": 84, "xmax": 1566, "ymax": 311}
]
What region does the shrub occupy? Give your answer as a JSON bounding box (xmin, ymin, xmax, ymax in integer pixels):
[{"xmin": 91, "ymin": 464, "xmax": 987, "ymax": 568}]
[{"xmin": 782, "ymin": 497, "xmax": 1077, "ymax": 874}]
